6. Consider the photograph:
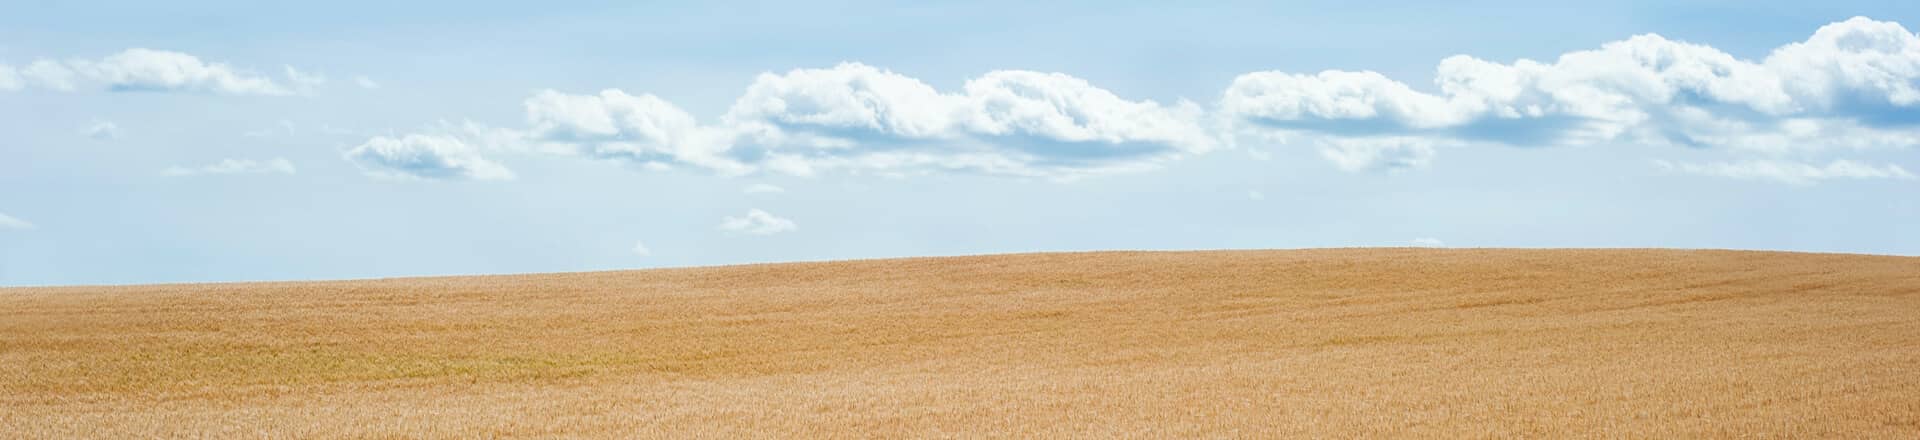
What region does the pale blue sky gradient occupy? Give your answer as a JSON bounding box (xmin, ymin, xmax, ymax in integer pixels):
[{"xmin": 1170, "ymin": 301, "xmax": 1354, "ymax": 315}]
[{"xmin": 3, "ymin": 1, "xmax": 1917, "ymax": 285}]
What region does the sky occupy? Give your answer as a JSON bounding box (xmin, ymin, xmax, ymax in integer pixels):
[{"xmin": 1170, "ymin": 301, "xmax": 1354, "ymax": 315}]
[{"xmin": 3, "ymin": 1, "xmax": 1919, "ymax": 286}]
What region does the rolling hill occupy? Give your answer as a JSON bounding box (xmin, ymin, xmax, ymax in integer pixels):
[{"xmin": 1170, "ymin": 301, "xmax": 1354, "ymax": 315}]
[{"xmin": 3, "ymin": 249, "xmax": 1918, "ymax": 438}]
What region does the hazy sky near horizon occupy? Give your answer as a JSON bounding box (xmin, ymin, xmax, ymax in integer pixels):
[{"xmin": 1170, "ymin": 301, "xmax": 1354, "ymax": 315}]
[{"xmin": 4, "ymin": 1, "xmax": 1919, "ymax": 285}]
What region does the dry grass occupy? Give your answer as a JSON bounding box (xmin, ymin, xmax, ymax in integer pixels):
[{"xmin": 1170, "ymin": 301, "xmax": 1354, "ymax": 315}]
[{"xmin": 3, "ymin": 248, "xmax": 1919, "ymax": 438}]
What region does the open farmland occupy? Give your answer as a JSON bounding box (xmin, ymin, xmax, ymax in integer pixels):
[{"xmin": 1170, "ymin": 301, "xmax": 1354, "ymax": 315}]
[{"xmin": 3, "ymin": 248, "xmax": 1919, "ymax": 438}]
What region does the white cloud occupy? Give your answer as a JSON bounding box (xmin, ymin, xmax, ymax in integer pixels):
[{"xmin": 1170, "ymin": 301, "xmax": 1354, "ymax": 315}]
[
  {"xmin": 353, "ymin": 75, "xmax": 380, "ymax": 89},
  {"xmin": 732, "ymin": 65, "xmax": 1216, "ymax": 150},
  {"xmin": 1246, "ymin": 190, "xmax": 1265, "ymax": 200},
  {"xmin": 1654, "ymin": 159, "xmax": 1915, "ymax": 184},
  {"xmin": 743, "ymin": 183, "xmax": 786, "ymax": 194},
  {"xmin": 78, "ymin": 49, "xmax": 293, "ymax": 95},
  {"xmin": 392, "ymin": 62, "xmax": 1217, "ymax": 181},
  {"xmin": 1222, "ymin": 17, "xmax": 1920, "ymax": 171},
  {"xmin": 1316, "ymin": 137, "xmax": 1439, "ymax": 172},
  {"xmin": 523, "ymin": 88, "xmax": 747, "ymax": 173},
  {"xmin": 0, "ymin": 212, "xmax": 33, "ymax": 230},
  {"xmin": 345, "ymin": 134, "xmax": 515, "ymax": 181},
  {"xmin": 719, "ymin": 208, "xmax": 797, "ymax": 235},
  {"xmin": 722, "ymin": 63, "xmax": 1216, "ymax": 178},
  {"xmin": 162, "ymin": 158, "xmax": 297, "ymax": 176},
  {"xmin": 21, "ymin": 60, "xmax": 78, "ymax": 90},
  {"xmin": 0, "ymin": 48, "xmax": 312, "ymax": 95},
  {"xmin": 283, "ymin": 66, "xmax": 326, "ymax": 93},
  {"xmin": 1409, "ymin": 237, "xmax": 1447, "ymax": 247},
  {"xmin": 346, "ymin": 18, "xmax": 1920, "ymax": 182},
  {"xmin": 631, "ymin": 240, "xmax": 652, "ymax": 257},
  {"xmin": 84, "ymin": 120, "xmax": 120, "ymax": 140}
]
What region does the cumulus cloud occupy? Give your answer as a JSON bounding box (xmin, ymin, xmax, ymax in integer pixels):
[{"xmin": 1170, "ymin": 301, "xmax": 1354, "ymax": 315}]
[
  {"xmin": 1222, "ymin": 17, "xmax": 1920, "ymax": 170},
  {"xmin": 84, "ymin": 121, "xmax": 120, "ymax": 140},
  {"xmin": 20, "ymin": 60, "xmax": 78, "ymax": 90},
  {"xmin": 347, "ymin": 18, "xmax": 1920, "ymax": 181},
  {"xmin": 0, "ymin": 212, "xmax": 33, "ymax": 230},
  {"xmin": 354, "ymin": 75, "xmax": 380, "ymax": 89},
  {"xmin": 81, "ymin": 49, "xmax": 294, "ymax": 94},
  {"xmin": 0, "ymin": 48, "xmax": 311, "ymax": 95},
  {"xmin": 1654, "ymin": 159, "xmax": 1914, "ymax": 184},
  {"xmin": 345, "ymin": 134, "xmax": 515, "ymax": 181},
  {"xmin": 523, "ymin": 88, "xmax": 747, "ymax": 173},
  {"xmin": 743, "ymin": 183, "xmax": 786, "ymax": 194},
  {"xmin": 1409, "ymin": 237, "xmax": 1447, "ymax": 247},
  {"xmin": 379, "ymin": 62, "xmax": 1216, "ymax": 181},
  {"xmin": 722, "ymin": 64, "xmax": 1215, "ymax": 178},
  {"xmin": 631, "ymin": 240, "xmax": 653, "ymax": 256},
  {"xmin": 162, "ymin": 158, "xmax": 297, "ymax": 176},
  {"xmin": 719, "ymin": 209, "xmax": 797, "ymax": 235}
]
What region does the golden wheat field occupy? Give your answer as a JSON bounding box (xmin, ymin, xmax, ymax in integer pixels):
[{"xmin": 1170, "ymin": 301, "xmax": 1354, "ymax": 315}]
[{"xmin": 2, "ymin": 248, "xmax": 1918, "ymax": 438}]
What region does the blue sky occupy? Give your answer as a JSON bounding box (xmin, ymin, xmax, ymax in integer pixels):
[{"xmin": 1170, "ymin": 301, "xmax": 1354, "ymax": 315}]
[{"xmin": 3, "ymin": 1, "xmax": 1918, "ymax": 285}]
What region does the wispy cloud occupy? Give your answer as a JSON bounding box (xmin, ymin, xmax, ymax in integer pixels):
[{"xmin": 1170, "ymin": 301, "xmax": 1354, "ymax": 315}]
[
  {"xmin": 283, "ymin": 66, "xmax": 325, "ymax": 93},
  {"xmin": 83, "ymin": 120, "xmax": 120, "ymax": 140},
  {"xmin": 344, "ymin": 134, "xmax": 514, "ymax": 181},
  {"xmin": 743, "ymin": 183, "xmax": 786, "ymax": 195},
  {"xmin": 163, "ymin": 158, "xmax": 297, "ymax": 177},
  {"xmin": 0, "ymin": 212, "xmax": 34, "ymax": 230},
  {"xmin": 719, "ymin": 209, "xmax": 797, "ymax": 235},
  {"xmin": 1, "ymin": 48, "xmax": 317, "ymax": 96},
  {"xmin": 1655, "ymin": 159, "xmax": 1914, "ymax": 185}
]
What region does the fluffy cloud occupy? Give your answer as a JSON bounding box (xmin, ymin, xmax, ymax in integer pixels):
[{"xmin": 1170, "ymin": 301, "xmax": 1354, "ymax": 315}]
[
  {"xmin": 20, "ymin": 60, "xmax": 78, "ymax": 90},
  {"xmin": 409, "ymin": 63, "xmax": 1215, "ymax": 180},
  {"xmin": 345, "ymin": 134, "xmax": 515, "ymax": 181},
  {"xmin": 631, "ymin": 240, "xmax": 653, "ymax": 257},
  {"xmin": 1409, "ymin": 237, "xmax": 1447, "ymax": 248},
  {"xmin": 722, "ymin": 64, "xmax": 1214, "ymax": 178},
  {"xmin": 719, "ymin": 209, "xmax": 797, "ymax": 235},
  {"xmin": 1654, "ymin": 159, "xmax": 1914, "ymax": 184},
  {"xmin": 0, "ymin": 48, "xmax": 310, "ymax": 95},
  {"xmin": 162, "ymin": 158, "xmax": 297, "ymax": 176},
  {"xmin": 0, "ymin": 212, "xmax": 33, "ymax": 230},
  {"xmin": 1223, "ymin": 17, "xmax": 1920, "ymax": 170},
  {"xmin": 352, "ymin": 18, "xmax": 1920, "ymax": 182},
  {"xmin": 523, "ymin": 88, "xmax": 748, "ymax": 173}
]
